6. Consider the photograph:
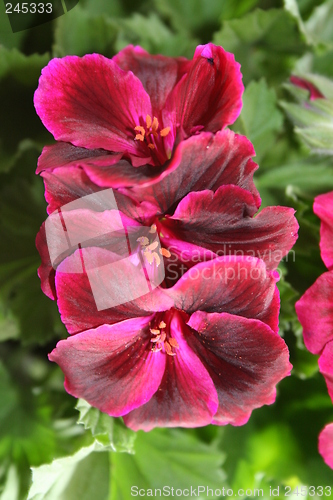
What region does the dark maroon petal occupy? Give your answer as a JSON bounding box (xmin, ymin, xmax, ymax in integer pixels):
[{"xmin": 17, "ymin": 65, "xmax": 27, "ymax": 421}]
[
  {"xmin": 113, "ymin": 45, "xmax": 190, "ymax": 113},
  {"xmin": 314, "ymin": 192, "xmax": 333, "ymax": 270},
  {"xmin": 319, "ymin": 424, "xmax": 333, "ymax": 469},
  {"xmin": 170, "ymin": 256, "xmax": 280, "ymax": 333},
  {"xmin": 187, "ymin": 311, "xmax": 291, "ymax": 425},
  {"xmin": 296, "ymin": 271, "xmax": 333, "ymax": 354},
  {"xmin": 49, "ymin": 316, "xmax": 166, "ymax": 416},
  {"xmin": 290, "ymin": 75, "xmax": 325, "ymax": 100},
  {"xmin": 166, "ymin": 185, "xmax": 298, "ymax": 270},
  {"xmin": 165, "ymin": 43, "xmax": 243, "ymax": 136},
  {"xmin": 55, "ymin": 247, "xmax": 174, "ymax": 334},
  {"xmin": 126, "ymin": 129, "xmax": 260, "ymax": 213},
  {"xmin": 36, "ymin": 142, "xmax": 122, "ymax": 174},
  {"xmin": 123, "ymin": 310, "xmax": 218, "ymax": 431},
  {"xmin": 319, "ymin": 342, "xmax": 333, "ymax": 402},
  {"xmin": 34, "ymin": 54, "xmax": 152, "ymax": 159}
]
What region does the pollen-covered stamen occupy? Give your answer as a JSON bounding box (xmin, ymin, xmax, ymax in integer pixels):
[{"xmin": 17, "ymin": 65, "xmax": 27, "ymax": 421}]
[
  {"xmin": 137, "ymin": 226, "xmax": 172, "ymax": 268},
  {"xmin": 150, "ymin": 322, "xmax": 179, "ymax": 356},
  {"xmin": 133, "ymin": 114, "xmax": 171, "ymax": 153}
]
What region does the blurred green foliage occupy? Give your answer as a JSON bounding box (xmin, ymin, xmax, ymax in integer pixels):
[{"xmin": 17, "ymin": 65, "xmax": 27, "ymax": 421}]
[{"xmin": 1, "ymin": 0, "xmax": 333, "ymax": 498}]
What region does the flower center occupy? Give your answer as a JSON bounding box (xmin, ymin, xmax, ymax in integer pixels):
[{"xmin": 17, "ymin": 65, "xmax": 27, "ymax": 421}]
[
  {"xmin": 137, "ymin": 223, "xmax": 171, "ymax": 267},
  {"xmin": 150, "ymin": 320, "xmax": 179, "ymax": 356},
  {"xmin": 134, "ymin": 115, "xmax": 171, "ymax": 161}
]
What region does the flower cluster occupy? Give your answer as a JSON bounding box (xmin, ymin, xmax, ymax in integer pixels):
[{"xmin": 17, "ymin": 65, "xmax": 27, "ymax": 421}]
[
  {"xmin": 35, "ymin": 44, "xmax": 298, "ymax": 430},
  {"xmin": 296, "ymin": 191, "xmax": 333, "ymax": 468}
]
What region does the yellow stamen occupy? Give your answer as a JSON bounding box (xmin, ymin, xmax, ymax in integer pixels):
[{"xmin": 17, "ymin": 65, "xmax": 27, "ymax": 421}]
[
  {"xmin": 137, "ymin": 236, "xmax": 149, "ymax": 246},
  {"xmin": 160, "ymin": 332, "xmax": 166, "ymax": 342},
  {"xmin": 149, "ymin": 224, "xmax": 157, "ymax": 234},
  {"xmin": 159, "ymin": 321, "xmax": 166, "ymax": 329},
  {"xmin": 160, "ymin": 127, "xmax": 171, "ymax": 137},
  {"xmin": 168, "ymin": 338, "xmax": 179, "ymax": 349},
  {"xmin": 151, "ymin": 117, "xmax": 159, "ymax": 136},
  {"xmin": 147, "ymin": 241, "xmax": 158, "ymax": 251},
  {"xmin": 159, "ymin": 248, "xmax": 171, "ymax": 258},
  {"xmin": 152, "ymin": 252, "xmax": 161, "ymax": 266},
  {"xmin": 144, "ymin": 251, "xmax": 154, "ymax": 264},
  {"xmin": 146, "ymin": 114, "xmax": 152, "ymax": 129},
  {"xmin": 150, "ymin": 328, "xmax": 160, "ymax": 335},
  {"xmin": 148, "ymin": 143, "xmax": 155, "ymax": 150},
  {"xmin": 164, "ymin": 341, "xmax": 176, "ymax": 356}
]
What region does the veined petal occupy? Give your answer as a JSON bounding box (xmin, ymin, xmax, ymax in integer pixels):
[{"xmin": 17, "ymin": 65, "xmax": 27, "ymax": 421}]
[
  {"xmin": 127, "ymin": 129, "xmax": 260, "ymax": 213},
  {"xmin": 166, "ymin": 185, "xmax": 298, "ymax": 270},
  {"xmin": 55, "ymin": 246, "xmax": 173, "ymax": 334},
  {"xmin": 296, "ymin": 271, "xmax": 333, "ymax": 354},
  {"xmin": 49, "ymin": 316, "xmax": 166, "ymax": 416},
  {"xmin": 123, "ymin": 310, "xmax": 218, "ymax": 431},
  {"xmin": 314, "ymin": 192, "xmax": 333, "ymax": 271},
  {"xmin": 113, "ymin": 45, "xmax": 190, "ymax": 113},
  {"xmin": 169, "ymin": 256, "xmax": 280, "ymax": 333},
  {"xmin": 165, "ymin": 43, "xmax": 243, "ymax": 136},
  {"xmin": 187, "ymin": 311, "xmax": 291, "ymax": 426},
  {"xmin": 34, "ymin": 54, "xmax": 152, "ymax": 158},
  {"xmin": 319, "ymin": 424, "xmax": 333, "ymax": 469},
  {"xmin": 319, "ymin": 342, "xmax": 333, "ymax": 402}
]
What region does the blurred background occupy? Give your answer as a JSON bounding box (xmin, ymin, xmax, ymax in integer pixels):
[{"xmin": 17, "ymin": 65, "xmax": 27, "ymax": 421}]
[{"xmin": 1, "ymin": 0, "xmax": 333, "ymax": 498}]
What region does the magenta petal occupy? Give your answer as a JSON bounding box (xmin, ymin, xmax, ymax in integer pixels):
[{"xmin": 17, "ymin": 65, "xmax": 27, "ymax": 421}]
[
  {"xmin": 314, "ymin": 192, "xmax": 333, "ymax": 270},
  {"xmin": 123, "ymin": 311, "xmax": 218, "ymax": 431},
  {"xmin": 170, "ymin": 256, "xmax": 280, "ymax": 333},
  {"xmin": 187, "ymin": 311, "xmax": 291, "ymax": 426},
  {"xmin": 49, "ymin": 316, "xmax": 166, "ymax": 416},
  {"xmin": 36, "ymin": 223, "xmax": 56, "ymax": 300},
  {"xmin": 167, "ymin": 185, "xmax": 298, "ymax": 270},
  {"xmin": 319, "ymin": 423, "xmax": 333, "ymax": 469},
  {"xmin": 34, "ymin": 54, "xmax": 152, "ymax": 156},
  {"xmin": 113, "ymin": 45, "xmax": 189, "ymax": 113},
  {"xmin": 127, "ymin": 129, "xmax": 260, "ymax": 213},
  {"xmin": 165, "ymin": 43, "xmax": 243, "ymax": 135},
  {"xmin": 296, "ymin": 271, "xmax": 333, "ymax": 354},
  {"xmin": 55, "ymin": 246, "xmax": 173, "ymax": 333},
  {"xmin": 319, "ymin": 342, "xmax": 333, "ymax": 402}
]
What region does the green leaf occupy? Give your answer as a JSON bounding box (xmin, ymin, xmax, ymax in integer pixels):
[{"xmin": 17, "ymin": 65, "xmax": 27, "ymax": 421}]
[
  {"xmin": 213, "ymin": 8, "xmax": 307, "ymax": 86},
  {"xmin": 0, "ymin": 47, "xmax": 49, "ymax": 85},
  {"xmin": 295, "ymin": 125, "xmax": 333, "ymax": 154},
  {"xmin": 232, "ymin": 79, "xmax": 283, "ymax": 162},
  {"xmin": 53, "ymin": 6, "xmax": 117, "ymax": 57},
  {"xmin": 304, "ymin": 0, "xmax": 333, "ymax": 50},
  {"xmin": 76, "ymin": 399, "xmax": 136, "ymax": 453},
  {"xmin": 28, "ymin": 441, "xmax": 110, "ymax": 500},
  {"xmin": 115, "ymin": 13, "xmax": 197, "ymax": 58}
]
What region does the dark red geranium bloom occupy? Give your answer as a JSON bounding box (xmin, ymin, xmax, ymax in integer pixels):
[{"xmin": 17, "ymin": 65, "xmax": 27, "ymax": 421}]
[
  {"xmin": 49, "ymin": 253, "xmax": 291, "ymax": 431},
  {"xmin": 296, "ymin": 191, "xmax": 333, "ymax": 469},
  {"xmin": 34, "ymin": 43, "xmax": 243, "ymax": 176},
  {"xmin": 36, "ymin": 132, "xmax": 298, "ymax": 306}
]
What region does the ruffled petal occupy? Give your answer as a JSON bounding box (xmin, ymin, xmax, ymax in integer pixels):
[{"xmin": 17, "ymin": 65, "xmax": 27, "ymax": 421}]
[
  {"xmin": 165, "ymin": 185, "xmax": 298, "ymax": 271},
  {"xmin": 314, "ymin": 192, "xmax": 333, "ymax": 270},
  {"xmin": 55, "ymin": 246, "xmax": 173, "ymax": 333},
  {"xmin": 49, "ymin": 316, "xmax": 166, "ymax": 416},
  {"xmin": 113, "ymin": 45, "xmax": 190, "ymax": 113},
  {"xmin": 187, "ymin": 311, "xmax": 291, "ymax": 425},
  {"xmin": 169, "ymin": 256, "xmax": 280, "ymax": 333},
  {"xmin": 165, "ymin": 43, "xmax": 243, "ymax": 136},
  {"xmin": 123, "ymin": 310, "xmax": 218, "ymax": 431},
  {"xmin": 319, "ymin": 423, "xmax": 333, "ymax": 469},
  {"xmin": 296, "ymin": 271, "xmax": 333, "ymax": 354},
  {"xmin": 126, "ymin": 129, "xmax": 260, "ymax": 213},
  {"xmin": 34, "ymin": 54, "xmax": 152, "ymax": 159}
]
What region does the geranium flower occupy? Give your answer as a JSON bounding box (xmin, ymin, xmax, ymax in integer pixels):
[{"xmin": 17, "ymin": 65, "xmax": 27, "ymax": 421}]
[
  {"xmin": 296, "ymin": 191, "xmax": 333, "ymax": 468},
  {"xmin": 34, "ymin": 43, "xmax": 243, "ymax": 180},
  {"xmin": 49, "ymin": 253, "xmax": 291, "ymax": 431},
  {"xmin": 36, "ymin": 131, "xmax": 298, "ymax": 306}
]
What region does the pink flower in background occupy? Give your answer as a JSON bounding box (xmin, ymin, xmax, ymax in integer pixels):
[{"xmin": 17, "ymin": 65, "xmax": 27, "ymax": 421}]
[
  {"xmin": 49, "ymin": 255, "xmax": 291, "ymax": 431},
  {"xmin": 34, "ymin": 43, "xmax": 243, "ymax": 176},
  {"xmin": 290, "ymin": 75, "xmax": 325, "ymax": 100},
  {"xmin": 296, "ymin": 191, "xmax": 333, "ymax": 468}
]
